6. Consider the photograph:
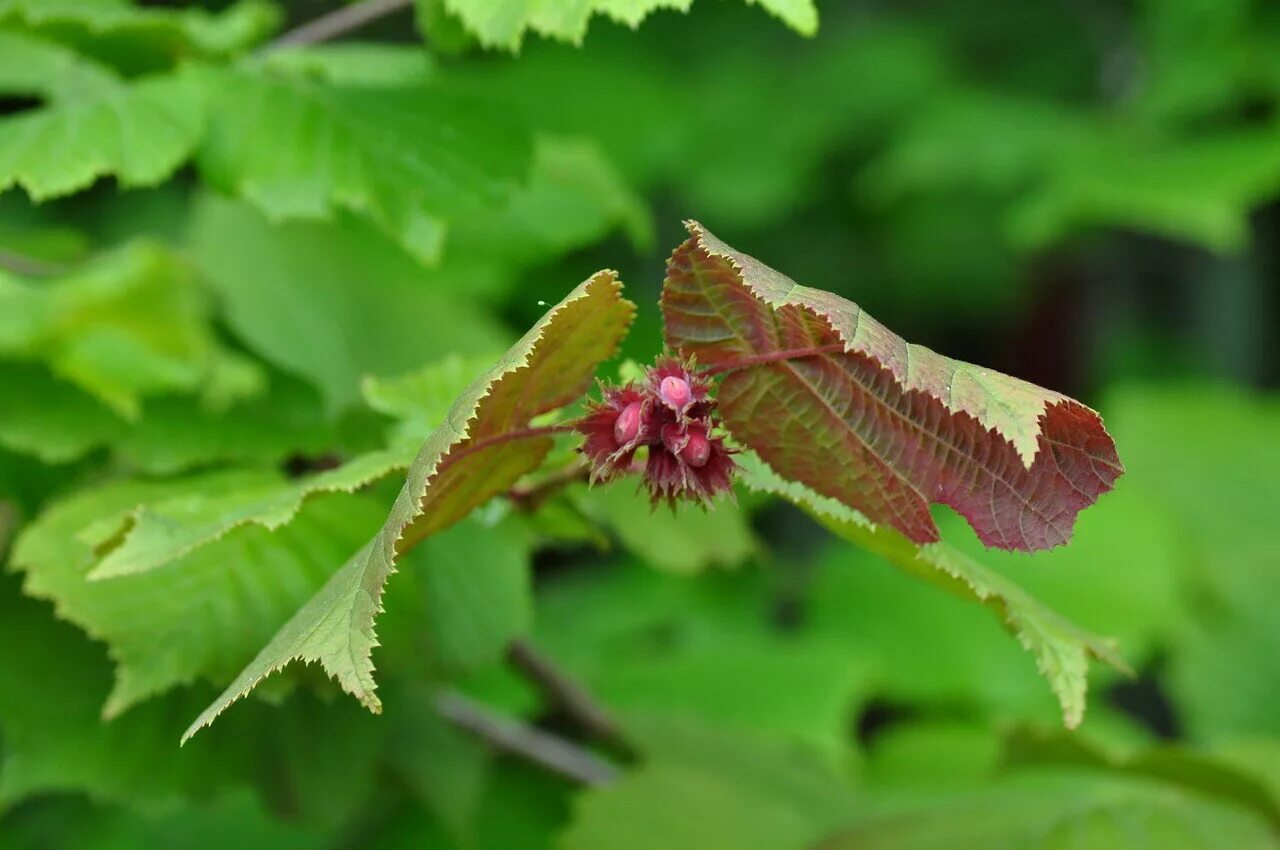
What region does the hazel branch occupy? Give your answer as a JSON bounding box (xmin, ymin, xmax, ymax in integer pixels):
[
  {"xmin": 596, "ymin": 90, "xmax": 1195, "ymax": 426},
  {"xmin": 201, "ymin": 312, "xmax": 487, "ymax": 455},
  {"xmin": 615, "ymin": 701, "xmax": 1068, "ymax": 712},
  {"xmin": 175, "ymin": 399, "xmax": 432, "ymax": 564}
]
[
  {"xmin": 506, "ymin": 462, "xmax": 591, "ymax": 511},
  {"xmin": 507, "ymin": 639, "xmax": 627, "ymax": 746},
  {"xmin": 435, "ymin": 689, "xmax": 620, "ymax": 787},
  {"xmin": 268, "ymin": 0, "xmax": 413, "ymax": 50}
]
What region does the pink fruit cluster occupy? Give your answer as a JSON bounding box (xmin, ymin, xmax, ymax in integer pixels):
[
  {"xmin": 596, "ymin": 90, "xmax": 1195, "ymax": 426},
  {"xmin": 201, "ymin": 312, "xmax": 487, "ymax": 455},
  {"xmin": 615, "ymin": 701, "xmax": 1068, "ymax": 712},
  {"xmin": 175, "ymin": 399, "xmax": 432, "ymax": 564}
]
[{"xmin": 575, "ymin": 356, "xmax": 736, "ymax": 506}]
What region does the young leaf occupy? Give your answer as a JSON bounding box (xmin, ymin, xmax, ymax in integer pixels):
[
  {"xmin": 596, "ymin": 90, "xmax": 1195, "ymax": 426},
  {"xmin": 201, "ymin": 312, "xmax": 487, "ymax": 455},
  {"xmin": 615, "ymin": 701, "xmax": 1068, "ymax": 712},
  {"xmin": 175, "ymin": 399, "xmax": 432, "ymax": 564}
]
[
  {"xmin": 183, "ymin": 270, "xmax": 634, "ymax": 741},
  {"xmin": 435, "ymin": 0, "xmax": 816, "ymax": 51},
  {"xmin": 663, "ymin": 221, "xmax": 1123, "ymax": 551},
  {"xmin": 0, "ymin": 33, "xmax": 203, "ymax": 200},
  {"xmin": 738, "ymin": 451, "xmax": 1129, "ymax": 729},
  {"xmin": 196, "ymin": 66, "xmax": 533, "ymax": 265}
]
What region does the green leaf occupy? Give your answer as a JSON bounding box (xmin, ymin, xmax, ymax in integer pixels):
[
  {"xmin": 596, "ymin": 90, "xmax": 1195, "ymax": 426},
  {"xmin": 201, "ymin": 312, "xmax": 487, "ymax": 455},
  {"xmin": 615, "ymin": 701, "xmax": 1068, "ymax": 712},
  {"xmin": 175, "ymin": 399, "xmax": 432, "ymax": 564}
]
[
  {"xmin": 438, "ymin": 0, "xmax": 816, "ymax": 51},
  {"xmin": 0, "ymin": 793, "xmax": 328, "ymax": 850},
  {"xmin": 0, "ymin": 0, "xmax": 280, "ymax": 64},
  {"xmin": 815, "ymin": 771, "xmax": 1280, "ymax": 850},
  {"xmin": 196, "ymin": 64, "xmax": 533, "ymax": 264},
  {"xmin": 362, "ymin": 354, "xmax": 499, "ymax": 444},
  {"xmin": 88, "ymin": 446, "xmax": 414, "ymax": 580},
  {"xmin": 188, "ymin": 195, "xmax": 512, "ymax": 412},
  {"xmin": 447, "ymin": 134, "xmax": 653, "ymax": 263},
  {"xmin": 263, "ymin": 43, "xmax": 436, "ymax": 87},
  {"xmin": 11, "ymin": 478, "xmax": 387, "ymax": 716},
  {"xmin": 1003, "ymin": 728, "xmax": 1280, "ymax": 830},
  {"xmin": 583, "ymin": 481, "xmax": 756, "ymax": 574},
  {"xmin": 663, "ymin": 221, "xmax": 1123, "ymax": 551},
  {"xmin": 532, "ymin": 562, "xmax": 868, "ymax": 755},
  {"xmin": 863, "ymin": 721, "xmax": 1002, "ymax": 791},
  {"xmin": 113, "ymin": 375, "xmax": 333, "ymax": 475},
  {"xmin": 559, "ymin": 717, "xmax": 854, "ymax": 850},
  {"xmin": 1012, "ymin": 125, "xmax": 1280, "ymax": 253},
  {"xmin": 0, "ymin": 239, "xmax": 238, "ymax": 418},
  {"xmin": 1104, "ymin": 384, "xmax": 1280, "ymax": 740},
  {"xmin": 738, "ymin": 451, "xmax": 1129, "ymax": 729},
  {"xmin": 183, "ymin": 270, "xmax": 634, "ymax": 741},
  {"xmin": 0, "ymin": 32, "xmax": 204, "ymax": 200},
  {"xmin": 0, "ymin": 362, "xmax": 125, "ymax": 463},
  {"xmin": 381, "ymin": 517, "xmax": 532, "ymax": 672},
  {"xmin": 0, "ymin": 29, "xmax": 109, "ymax": 98},
  {"xmin": 0, "ymin": 572, "xmax": 252, "ymax": 807}
]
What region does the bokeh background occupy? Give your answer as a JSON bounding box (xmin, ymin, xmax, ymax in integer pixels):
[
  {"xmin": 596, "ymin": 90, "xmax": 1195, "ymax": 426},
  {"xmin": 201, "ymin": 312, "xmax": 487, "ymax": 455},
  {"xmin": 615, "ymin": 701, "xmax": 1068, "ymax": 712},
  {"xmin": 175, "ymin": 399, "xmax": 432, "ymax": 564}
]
[{"xmin": 1, "ymin": 0, "xmax": 1278, "ymax": 847}]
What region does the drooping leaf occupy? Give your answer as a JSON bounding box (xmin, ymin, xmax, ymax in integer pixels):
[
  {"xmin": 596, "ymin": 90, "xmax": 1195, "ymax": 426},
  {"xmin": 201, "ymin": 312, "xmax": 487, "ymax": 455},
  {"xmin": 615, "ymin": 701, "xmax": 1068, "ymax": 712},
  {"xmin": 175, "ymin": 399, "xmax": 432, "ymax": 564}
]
[
  {"xmin": 663, "ymin": 221, "xmax": 1123, "ymax": 551},
  {"xmin": 738, "ymin": 451, "xmax": 1129, "ymax": 728},
  {"xmin": 183, "ymin": 270, "xmax": 634, "ymax": 741},
  {"xmin": 815, "ymin": 771, "xmax": 1280, "ymax": 850},
  {"xmin": 188, "ymin": 196, "xmax": 511, "ymax": 412},
  {"xmin": 0, "ymin": 239, "xmax": 242, "ymax": 418},
  {"xmin": 196, "ymin": 65, "xmax": 532, "ymax": 264},
  {"xmin": 436, "ymin": 0, "xmax": 816, "ymax": 51},
  {"xmin": 11, "ymin": 477, "xmax": 388, "ymax": 717},
  {"xmin": 0, "ymin": 32, "xmax": 204, "ymax": 201}
]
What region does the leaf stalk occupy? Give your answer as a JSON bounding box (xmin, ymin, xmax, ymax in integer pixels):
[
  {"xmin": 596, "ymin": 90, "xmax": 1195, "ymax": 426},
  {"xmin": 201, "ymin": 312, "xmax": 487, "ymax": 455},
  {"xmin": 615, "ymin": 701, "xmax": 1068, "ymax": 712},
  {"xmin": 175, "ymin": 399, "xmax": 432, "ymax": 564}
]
[{"xmin": 696, "ymin": 343, "xmax": 846, "ymax": 377}]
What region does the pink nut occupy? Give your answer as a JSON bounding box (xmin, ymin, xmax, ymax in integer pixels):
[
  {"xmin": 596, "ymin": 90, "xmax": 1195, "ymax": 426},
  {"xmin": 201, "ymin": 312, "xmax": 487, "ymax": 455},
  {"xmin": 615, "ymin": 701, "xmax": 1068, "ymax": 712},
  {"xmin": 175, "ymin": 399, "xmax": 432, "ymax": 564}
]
[
  {"xmin": 660, "ymin": 423, "xmax": 711, "ymax": 468},
  {"xmin": 680, "ymin": 430, "xmax": 711, "ymax": 467},
  {"xmin": 613, "ymin": 401, "xmax": 643, "ymax": 445},
  {"xmin": 659, "ymin": 375, "xmax": 693, "ymax": 411}
]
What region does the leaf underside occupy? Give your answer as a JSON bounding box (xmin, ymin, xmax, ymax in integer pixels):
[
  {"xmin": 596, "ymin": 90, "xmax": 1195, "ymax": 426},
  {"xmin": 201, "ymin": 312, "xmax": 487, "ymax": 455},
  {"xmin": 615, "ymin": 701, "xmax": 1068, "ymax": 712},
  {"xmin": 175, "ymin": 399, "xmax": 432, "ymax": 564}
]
[
  {"xmin": 662, "ymin": 221, "xmax": 1123, "ymax": 552},
  {"xmin": 182, "ymin": 270, "xmax": 635, "ymax": 742}
]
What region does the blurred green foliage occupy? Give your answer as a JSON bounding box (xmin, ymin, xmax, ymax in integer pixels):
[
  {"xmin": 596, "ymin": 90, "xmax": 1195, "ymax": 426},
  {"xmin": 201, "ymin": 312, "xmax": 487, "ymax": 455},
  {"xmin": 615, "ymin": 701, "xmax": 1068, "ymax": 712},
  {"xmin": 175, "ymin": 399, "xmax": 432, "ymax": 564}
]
[{"xmin": 1, "ymin": 0, "xmax": 1278, "ymax": 847}]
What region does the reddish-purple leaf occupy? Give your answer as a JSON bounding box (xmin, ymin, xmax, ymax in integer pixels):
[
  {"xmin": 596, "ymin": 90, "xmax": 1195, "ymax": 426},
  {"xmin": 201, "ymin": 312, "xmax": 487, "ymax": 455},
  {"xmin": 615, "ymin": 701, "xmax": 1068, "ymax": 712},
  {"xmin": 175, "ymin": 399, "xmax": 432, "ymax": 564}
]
[{"xmin": 662, "ymin": 222, "xmax": 1122, "ymax": 551}]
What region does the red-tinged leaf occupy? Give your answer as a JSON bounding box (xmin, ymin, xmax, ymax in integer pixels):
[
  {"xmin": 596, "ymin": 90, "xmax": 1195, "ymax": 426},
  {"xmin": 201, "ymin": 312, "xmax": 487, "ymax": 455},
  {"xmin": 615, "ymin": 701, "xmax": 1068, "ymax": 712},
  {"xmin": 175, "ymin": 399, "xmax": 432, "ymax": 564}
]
[
  {"xmin": 662, "ymin": 221, "xmax": 1122, "ymax": 551},
  {"xmin": 183, "ymin": 271, "xmax": 634, "ymax": 741}
]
